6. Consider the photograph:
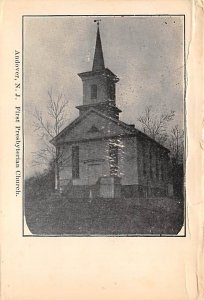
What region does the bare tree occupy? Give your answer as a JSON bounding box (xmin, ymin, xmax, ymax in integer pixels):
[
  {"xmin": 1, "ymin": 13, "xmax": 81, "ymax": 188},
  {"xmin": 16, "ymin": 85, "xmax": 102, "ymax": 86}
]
[
  {"xmin": 137, "ymin": 105, "xmax": 175, "ymax": 145},
  {"xmin": 137, "ymin": 105, "xmax": 184, "ymax": 163},
  {"xmin": 32, "ymin": 88, "xmax": 69, "ymax": 190},
  {"xmin": 168, "ymin": 125, "xmax": 184, "ymax": 163}
]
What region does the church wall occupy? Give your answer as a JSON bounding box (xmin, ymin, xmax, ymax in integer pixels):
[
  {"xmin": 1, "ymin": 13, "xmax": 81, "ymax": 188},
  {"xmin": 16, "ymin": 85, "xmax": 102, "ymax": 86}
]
[
  {"xmin": 118, "ymin": 136, "xmax": 139, "ymax": 185},
  {"xmin": 58, "ymin": 144, "xmax": 72, "ymax": 187},
  {"xmin": 74, "ymin": 139, "xmax": 110, "ymax": 185},
  {"xmin": 58, "ymin": 132, "xmax": 171, "ymax": 197},
  {"xmin": 58, "ymin": 136, "xmax": 140, "ymax": 188},
  {"xmin": 59, "ymin": 139, "xmax": 110, "ymax": 188},
  {"xmin": 136, "ymin": 135, "xmax": 170, "ymax": 196}
]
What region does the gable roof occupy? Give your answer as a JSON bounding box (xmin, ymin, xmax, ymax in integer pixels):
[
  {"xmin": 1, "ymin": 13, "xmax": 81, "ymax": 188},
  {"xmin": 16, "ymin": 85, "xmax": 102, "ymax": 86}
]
[
  {"xmin": 50, "ymin": 107, "xmax": 169, "ymax": 152},
  {"xmin": 50, "ymin": 107, "xmax": 136, "ymax": 145}
]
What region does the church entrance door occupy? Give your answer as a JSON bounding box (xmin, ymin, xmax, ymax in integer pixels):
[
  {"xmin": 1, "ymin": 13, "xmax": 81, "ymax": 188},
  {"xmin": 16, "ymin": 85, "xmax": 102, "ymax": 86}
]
[{"xmin": 88, "ymin": 163, "xmax": 103, "ymax": 185}]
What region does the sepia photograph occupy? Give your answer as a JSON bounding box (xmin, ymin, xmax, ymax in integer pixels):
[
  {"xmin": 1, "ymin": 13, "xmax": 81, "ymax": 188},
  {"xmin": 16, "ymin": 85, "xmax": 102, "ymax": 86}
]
[{"xmin": 24, "ymin": 15, "xmax": 185, "ymax": 236}]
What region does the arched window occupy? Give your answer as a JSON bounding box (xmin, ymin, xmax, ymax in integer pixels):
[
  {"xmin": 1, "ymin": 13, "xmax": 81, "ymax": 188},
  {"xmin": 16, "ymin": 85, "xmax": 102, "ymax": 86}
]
[{"xmin": 91, "ymin": 84, "xmax": 97, "ymax": 99}]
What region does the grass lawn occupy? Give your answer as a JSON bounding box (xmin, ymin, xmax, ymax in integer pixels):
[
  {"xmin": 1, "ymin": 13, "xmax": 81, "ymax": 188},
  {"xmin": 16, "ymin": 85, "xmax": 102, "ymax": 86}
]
[{"xmin": 25, "ymin": 192, "xmax": 184, "ymax": 236}]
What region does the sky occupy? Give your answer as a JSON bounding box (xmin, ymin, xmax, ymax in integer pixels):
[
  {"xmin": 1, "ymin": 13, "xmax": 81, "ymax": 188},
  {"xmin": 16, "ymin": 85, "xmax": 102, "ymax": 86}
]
[{"xmin": 24, "ymin": 15, "xmax": 184, "ymax": 176}]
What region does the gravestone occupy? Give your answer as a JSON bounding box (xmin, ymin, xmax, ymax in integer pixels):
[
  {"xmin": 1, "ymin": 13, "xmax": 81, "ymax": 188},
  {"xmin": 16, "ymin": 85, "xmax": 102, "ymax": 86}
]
[{"xmin": 99, "ymin": 176, "xmax": 121, "ymax": 198}]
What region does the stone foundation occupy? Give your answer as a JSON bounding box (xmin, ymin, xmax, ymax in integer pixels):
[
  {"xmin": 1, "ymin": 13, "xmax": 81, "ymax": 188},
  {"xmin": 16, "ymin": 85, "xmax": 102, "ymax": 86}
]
[{"xmin": 61, "ymin": 181, "xmax": 170, "ymax": 199}]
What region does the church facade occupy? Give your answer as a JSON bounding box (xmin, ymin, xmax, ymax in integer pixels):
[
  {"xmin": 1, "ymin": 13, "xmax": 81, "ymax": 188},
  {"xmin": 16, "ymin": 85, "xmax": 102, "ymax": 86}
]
[{"xmin": 51, "ymin": 24, "xmax": 172, "ymax": 198}]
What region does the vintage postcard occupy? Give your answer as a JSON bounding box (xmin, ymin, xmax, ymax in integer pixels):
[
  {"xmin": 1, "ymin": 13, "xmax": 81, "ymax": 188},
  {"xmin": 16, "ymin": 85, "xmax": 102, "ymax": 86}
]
[
  {"xmin": 24, "ymin": 15, "xmax": 185, "ymax": 236},
  {"xmin": 0, "ymin": 0, "xmax": 203, "ymax": 299}
]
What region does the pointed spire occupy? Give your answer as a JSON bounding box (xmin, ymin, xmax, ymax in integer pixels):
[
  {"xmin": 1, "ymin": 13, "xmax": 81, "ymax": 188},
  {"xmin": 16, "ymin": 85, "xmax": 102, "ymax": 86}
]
[{"xmin": 92, "ymin": 21, "xmax": 105, "ymax": 71}]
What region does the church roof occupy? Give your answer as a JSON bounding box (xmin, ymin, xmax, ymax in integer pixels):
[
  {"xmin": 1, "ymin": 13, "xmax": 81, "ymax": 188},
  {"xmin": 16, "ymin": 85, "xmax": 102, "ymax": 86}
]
[
  {"xmin": 76, "ymin": 101, "xmax": 122, "ymax": 113},
  {"xmin": 78, "ymin": 67, "xmax": 118, "ymax": 81},
  {"xmin": 50, "ymin": 107, "xmax": 135, "ymax": 145},
  {"xmin": 92, "ymin": 26, "xmax": 105, "ymax": 71},
  {"xmin": 50, "ymin": 107, "xmax": 169, "ymax": 152}
]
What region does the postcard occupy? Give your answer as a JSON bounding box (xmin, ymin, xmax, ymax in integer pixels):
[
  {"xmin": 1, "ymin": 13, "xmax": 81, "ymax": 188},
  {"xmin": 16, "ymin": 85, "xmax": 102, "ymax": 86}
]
[{"xmin": 1, "ymin": 0, "xmax": 203, "ymax": 299}]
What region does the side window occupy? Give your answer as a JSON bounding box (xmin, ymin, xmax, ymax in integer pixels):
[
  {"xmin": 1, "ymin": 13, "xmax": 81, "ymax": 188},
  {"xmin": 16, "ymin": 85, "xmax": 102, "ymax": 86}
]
[
  {"xmin": 91, "ymin": 84, "xmax": 97, "ymax": 99},
  {"xmin": 142, "ymin": 143, "xmax": 146, "ymax": 177},
  {"xmin": 155, "ymin": 149, "xmax": 159, "ymax": 180},
  {"xmin": 149, "ymin": 148, "xmax": 153, "ymax": 179},
  {"xmin": 72, "ymin": 146, "xmax": 79, "ymax": 179},
  {"xmin": 108, "ymin": 82, "xmax": 115, "ymax": 100},
  {"xmin": 161, "ymin": 163, "xmax": 164, "ymax": 181},
  {"xmin": 160, "ymin": 151, "xmax": 165, "ymax": 181}
]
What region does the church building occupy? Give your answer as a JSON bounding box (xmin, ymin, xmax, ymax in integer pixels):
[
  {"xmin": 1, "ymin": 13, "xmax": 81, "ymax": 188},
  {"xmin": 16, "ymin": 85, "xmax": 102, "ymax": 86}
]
[{"xmin": 51, "ymin": 23, "xmax": 172, "ymax": 198}]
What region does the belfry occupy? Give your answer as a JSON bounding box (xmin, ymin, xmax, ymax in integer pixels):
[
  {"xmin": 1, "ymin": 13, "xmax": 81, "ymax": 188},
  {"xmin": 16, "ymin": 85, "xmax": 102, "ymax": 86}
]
[{"xmin": 77, "ymin": 22, "xmax": 121, "ymax": 119}]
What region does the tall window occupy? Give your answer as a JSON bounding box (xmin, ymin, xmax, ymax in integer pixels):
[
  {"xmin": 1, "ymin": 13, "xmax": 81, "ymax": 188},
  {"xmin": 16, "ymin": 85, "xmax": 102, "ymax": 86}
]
[
  {"xmin": 149, "ymin": 148, "xmax": 153, "ymax": 179},
  {"xmin": 91, "ymin": 84, "xmax": 97, "ymax": 99},
  {"xmin": 72, "ymin": 146, "xmax": 79, "ymax": 179},
  {"xmin": 108, "ymin": 82, "xmax": 115, "ymax": 100},
  {"xmin": 160, "ymin": 151, "xmax": 165, "ymax": 181},
  {"xmin": 161, "ymin": 163, "xmax": 164, "ymax": 181},
  {"xmin": 142, "ymin": 143, "xmax": 146, "ymax": 177},
  {"xmin": 156, "ymin": 149, "xmax": 159, "ymax": 180}
]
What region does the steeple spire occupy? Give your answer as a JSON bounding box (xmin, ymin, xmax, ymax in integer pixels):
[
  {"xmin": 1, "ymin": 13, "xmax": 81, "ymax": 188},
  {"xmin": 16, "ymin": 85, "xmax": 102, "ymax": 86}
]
[
  {"xmin": 92, "ymin": 20, "xmax": 105, "ymax": 71},
  {"xmin": 77, "ymin": 21, "xmax": 121, "ymax": 119}
]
